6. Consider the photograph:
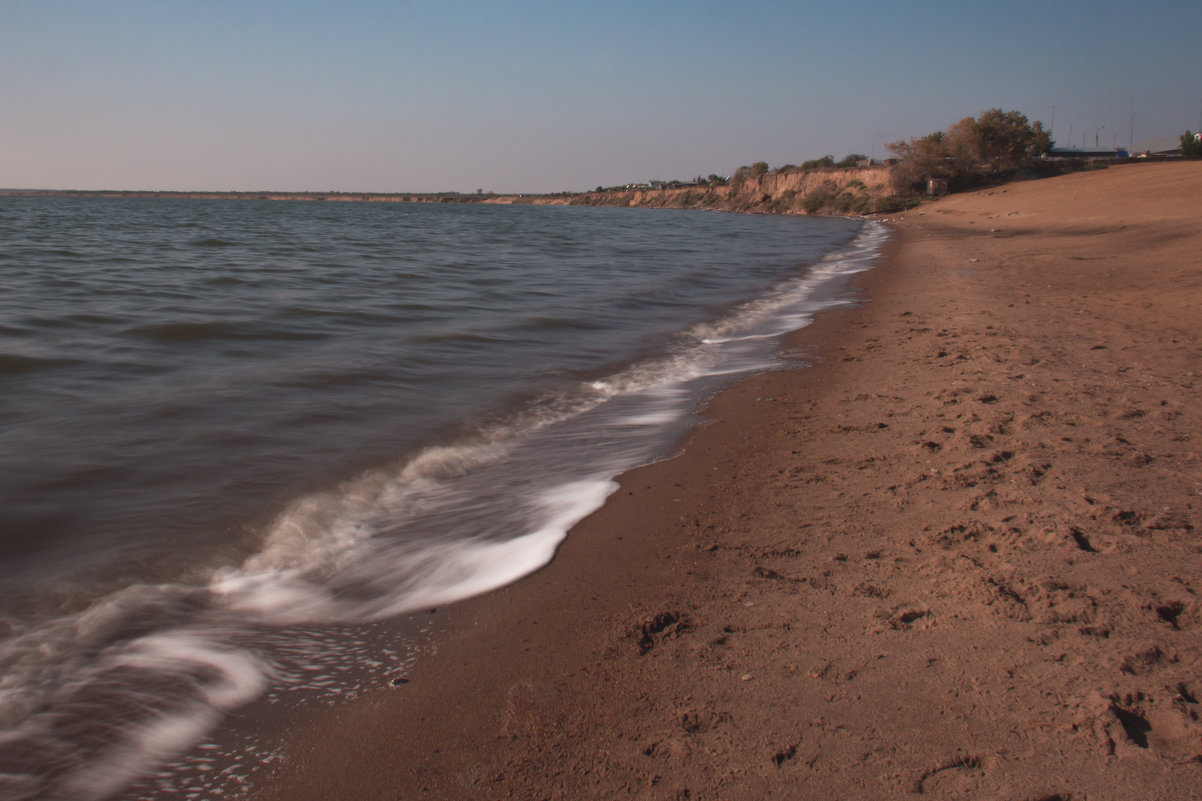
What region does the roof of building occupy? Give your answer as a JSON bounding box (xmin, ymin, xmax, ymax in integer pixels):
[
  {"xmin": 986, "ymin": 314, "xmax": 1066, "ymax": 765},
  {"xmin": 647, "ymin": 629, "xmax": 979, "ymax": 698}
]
[{"xmin": 1133, "ymin": 136, "xmax": 1184, "ymax": 155}]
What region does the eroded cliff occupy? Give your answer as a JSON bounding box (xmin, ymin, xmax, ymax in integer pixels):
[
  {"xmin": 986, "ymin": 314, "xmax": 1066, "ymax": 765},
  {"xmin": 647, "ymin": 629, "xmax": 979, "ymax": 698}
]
[{"xmin": 568, "ymin": 166, "xmax": 899, "ymax": 215}]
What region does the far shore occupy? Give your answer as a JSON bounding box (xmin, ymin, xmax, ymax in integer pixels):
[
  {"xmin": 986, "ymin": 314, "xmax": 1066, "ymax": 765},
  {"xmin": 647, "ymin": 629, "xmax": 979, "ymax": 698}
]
[
  {"xmin": 6, "ymin": 160, "xmax": 1178, "ymax": 219},
  {"xmin": 0, "ymin": 163, "xmax": 896, "ymax": 215}
]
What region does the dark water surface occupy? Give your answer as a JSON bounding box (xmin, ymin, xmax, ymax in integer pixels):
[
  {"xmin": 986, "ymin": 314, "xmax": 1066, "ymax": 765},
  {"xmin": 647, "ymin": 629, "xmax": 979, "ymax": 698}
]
[{"xmin": 0, "ymin": 197, "xmax": 883, "ymax": 800}]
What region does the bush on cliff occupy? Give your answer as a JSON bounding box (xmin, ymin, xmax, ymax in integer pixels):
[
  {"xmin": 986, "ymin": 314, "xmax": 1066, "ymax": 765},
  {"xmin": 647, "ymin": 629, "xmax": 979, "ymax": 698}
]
[
  {"xmin": 802, "ymin": 181, "xmax": 840, "ymax": 214},
  {"xmin": 801, "ymin": 155, "xmax": 836, "ymax": 170},
  {"xmin": 731, "ymin": 161, "xmax": 771, "ymax": 184}
]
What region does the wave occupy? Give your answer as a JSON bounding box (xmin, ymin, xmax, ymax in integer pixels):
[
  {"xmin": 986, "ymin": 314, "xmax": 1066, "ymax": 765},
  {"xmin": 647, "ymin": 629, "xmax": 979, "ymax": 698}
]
[
  {"xmin": 408, "ymin": 330, "xmax": 507, "ymax": 345},
  {"xmin": 125, "ymin": 320, "xmax": 327, "ymax": 343},
  {"xmin": 0, "ymin": 352, "xmax": 81, "ymax": 376},
  {"xmin": 514, "ymin": 315, "xmax": 597, "ymax": 332}
]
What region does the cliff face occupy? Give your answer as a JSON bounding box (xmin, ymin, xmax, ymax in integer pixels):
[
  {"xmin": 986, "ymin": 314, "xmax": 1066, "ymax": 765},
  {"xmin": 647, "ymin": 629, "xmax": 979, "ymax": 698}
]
[{"xmin": 569, "ymin": 166, "xmax": 898, "ymax": 215}]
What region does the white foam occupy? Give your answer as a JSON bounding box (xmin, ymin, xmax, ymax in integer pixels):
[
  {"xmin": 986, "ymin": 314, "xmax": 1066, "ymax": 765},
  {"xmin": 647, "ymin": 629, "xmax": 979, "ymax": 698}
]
[
  {"xmin": 112, "ymin": 630, "xmax": 269, "ymax": 709},
  {"xmin": 0, "ymin": 621, "xmax": 270, "ymax": 801},
  {"xmin": 400, "ymin": 439, "xmax": 513, "ymax": 482},
  {"xmin": 620, "ymin": 409, "xmax": 681, "ymax": 426},
  {"xmin": 700, "ymin": 331, "xmax": 781, "ymax": 345},
  {"xmin": 214, "ymin": 478, "xmax": 616, "ymax": 624}
]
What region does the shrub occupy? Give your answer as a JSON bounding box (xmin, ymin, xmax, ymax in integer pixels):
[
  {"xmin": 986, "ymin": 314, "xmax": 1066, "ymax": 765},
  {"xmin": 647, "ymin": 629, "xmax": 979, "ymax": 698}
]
[
  {"xmin": 801, "ymin": 155, "xmax": 836, "ymax": 170},
  {"xmin": 889, "ymin": 108, "xmax": 1053, "ymax": 193},
  {"xmin": 802, "ymin": 181, "xmax": 840, "ymax": 213},
  {"xmin": 1182, "ymin": 131, "xmax": 1202, "ymax": 159},
  {"xmin": 772, "ymin": 189, "xmax": 798, "ymax": 212}
]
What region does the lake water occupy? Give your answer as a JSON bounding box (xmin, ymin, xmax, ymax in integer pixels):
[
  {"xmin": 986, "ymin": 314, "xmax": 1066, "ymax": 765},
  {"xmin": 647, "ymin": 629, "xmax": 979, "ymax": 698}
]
[{"xmin": 0, "ymin": 197, "xmax": 883, "ymax": 800}]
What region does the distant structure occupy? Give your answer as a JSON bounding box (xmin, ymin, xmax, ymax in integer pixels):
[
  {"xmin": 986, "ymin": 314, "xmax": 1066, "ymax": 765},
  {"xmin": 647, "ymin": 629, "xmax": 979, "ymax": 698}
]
[
  {"xmin": 1133, "ymin": 136, "xmax": 1185, "ymax": 158},
  {"xmin": 1042, "ymin": 147, "xmax": 1130, "ymax": 161}
]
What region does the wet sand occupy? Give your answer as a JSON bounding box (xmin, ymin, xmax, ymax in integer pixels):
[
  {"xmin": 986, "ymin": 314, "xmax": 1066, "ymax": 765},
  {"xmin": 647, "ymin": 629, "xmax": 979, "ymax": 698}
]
[{"xmin": 252, "ymin": 162, "xmax": 1202, "ymax": 800}]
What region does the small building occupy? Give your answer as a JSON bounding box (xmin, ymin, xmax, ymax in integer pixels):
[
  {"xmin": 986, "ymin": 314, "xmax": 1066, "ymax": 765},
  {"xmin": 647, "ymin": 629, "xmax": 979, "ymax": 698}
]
[{"xmin": 1133, "ymin": 136, "xmax": 1184, "ymax": 158}]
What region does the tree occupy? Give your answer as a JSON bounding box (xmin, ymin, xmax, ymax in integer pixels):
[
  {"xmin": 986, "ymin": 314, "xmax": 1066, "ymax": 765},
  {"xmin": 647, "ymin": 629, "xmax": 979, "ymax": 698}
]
[
  {"xmin": 750, "ymin": 161, "xmax": 770, "ymax": 176},
  {"xmin": 1182, "ymin": 131, "xmax": 1202, "ymax": 159},
  {"xmin": 836, "ymin": 153, "xmax": 868, "ymax": 168},
  {"xmin": 889, "ymin": 108, "xmax": 1054, "ymax": 193},
  {"xmin": 972, "ymin": 108, "xmax": 1052, "ymax": 172},
  {"xmin": 888, "ymin": 131, "xmax": 950, "ymax": 192},
  {"xmin": 943, "ymin": 117, "xmax": 983, "ymax": 176}
]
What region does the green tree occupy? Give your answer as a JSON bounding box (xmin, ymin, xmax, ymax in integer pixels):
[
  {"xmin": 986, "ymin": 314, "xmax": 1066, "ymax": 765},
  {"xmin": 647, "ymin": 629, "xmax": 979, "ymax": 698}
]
[
  {"xmin": 836, "ymin": 153, "xmax": 868, "ymax": 168},
  {"xmin": 750, "ymin": 161, "xmax": 770, "ymax": 176},
  {"xmin": 889, "ymin": 108, "xmax": 1053, "ymax": 193},
  {"xmin": 888, "ymin": 131, "xmax": 950, "ymax": 192},
  {"xmin": 1182, "ymin": 131, "xmax": 1202, "ymax": 159},
  {"xmin": 972, "ymin": 108, "xmax": 1052, "ymax": 172}
]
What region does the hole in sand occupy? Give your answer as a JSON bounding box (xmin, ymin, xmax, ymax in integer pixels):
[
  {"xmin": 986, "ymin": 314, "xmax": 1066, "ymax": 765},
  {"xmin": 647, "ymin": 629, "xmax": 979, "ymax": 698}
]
[
  {"xmin": 1068, "ymin": 528, "xmax": 1097, "ymax": 553},
  {"xmin": 1156, "ymin": 602, "xmax": 1185, "ymax": 629},
  {"xmin": 1110, "ymin": 705, "xmax": 1151, "ymax": 748}
]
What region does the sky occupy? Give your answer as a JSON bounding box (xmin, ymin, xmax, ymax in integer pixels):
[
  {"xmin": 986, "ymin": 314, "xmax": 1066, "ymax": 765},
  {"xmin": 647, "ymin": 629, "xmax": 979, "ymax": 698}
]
[{"xmin": 3, "ymin": 0, "xmax": 1200, "ymax": 194}]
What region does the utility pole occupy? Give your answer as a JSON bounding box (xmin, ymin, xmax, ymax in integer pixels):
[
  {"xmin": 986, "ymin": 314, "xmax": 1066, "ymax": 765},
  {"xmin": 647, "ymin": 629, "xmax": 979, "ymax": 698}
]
[
  {"xmin": 1129, "ymin": 98, "xmax": 1135, "ymax": 152},
  {"xmin": 1050, "ymin": 105, "xmax": 1056, "ymax": 140}
]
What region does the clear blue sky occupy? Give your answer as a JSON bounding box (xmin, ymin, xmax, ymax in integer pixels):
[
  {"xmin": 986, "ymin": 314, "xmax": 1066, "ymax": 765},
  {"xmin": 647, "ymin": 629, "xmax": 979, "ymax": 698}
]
[{"xmin": 3, "ymin": 0, "xmax": 1199, "ymax": 193}]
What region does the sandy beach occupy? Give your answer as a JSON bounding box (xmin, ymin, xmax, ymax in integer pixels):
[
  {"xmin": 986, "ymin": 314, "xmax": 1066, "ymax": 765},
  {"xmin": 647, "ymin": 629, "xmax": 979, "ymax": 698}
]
[{"xmin": 248, "ymin": 162, "xmax": 1202, "ymax": 800}]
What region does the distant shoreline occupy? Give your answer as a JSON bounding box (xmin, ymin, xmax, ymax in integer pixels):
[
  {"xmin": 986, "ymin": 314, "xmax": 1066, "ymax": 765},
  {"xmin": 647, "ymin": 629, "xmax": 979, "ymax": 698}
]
[
  {"xmin": 1, "ymin": 165, "xmax": 901, "ymax": 216},
  {"xmin": 0, "ymin": 188, "xmax": 511, "ymax": 203}
]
